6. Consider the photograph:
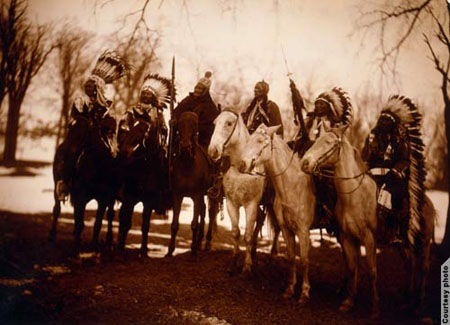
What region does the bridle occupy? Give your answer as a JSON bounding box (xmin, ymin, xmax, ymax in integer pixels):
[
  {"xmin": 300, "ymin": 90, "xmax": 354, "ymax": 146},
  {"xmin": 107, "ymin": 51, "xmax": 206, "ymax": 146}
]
[
  {"xmin": 220, "ymin": 109, "xmax": 239, "ymax": 153},
  {"xmin": 308, "ymin": 132, "xmax": 366, "ymax": 194},
  {"xmin": 245, "ymin": 129, "xmax": 296, "ymax": 179}
]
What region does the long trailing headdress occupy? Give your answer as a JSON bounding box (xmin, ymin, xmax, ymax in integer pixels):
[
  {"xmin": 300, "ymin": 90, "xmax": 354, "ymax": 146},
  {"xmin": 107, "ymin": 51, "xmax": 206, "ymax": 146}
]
[
  {"xmin": 314, "ymin": 87, "xmax": 354, "ymax": 126},
  {"xmin": 381, "ymin": 95, "xmax": 427, "ymax": 249},
  {"xmin": 84, "ymin": 50, "xmax": 130, "ymax": 107},
  {"xmin": 141, "ymin": 73, "xmax": 176, "ymax": 109},
  {"xmin": 91, "ymin": 50, "xmax": 130, "ymax": 84}
]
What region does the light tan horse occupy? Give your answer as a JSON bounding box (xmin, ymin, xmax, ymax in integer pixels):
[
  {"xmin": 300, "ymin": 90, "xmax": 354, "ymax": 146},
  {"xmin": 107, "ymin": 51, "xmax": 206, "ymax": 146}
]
[
  {"xmin": 238, "ymin": 124, "xmax": 316, "ymax": 304},
  {"xmin": 301, "ymin": 125, "xmax": 434, "ymax": 317},
  {"xmin": 208, "ymin": 107, "xmax": 279, "ymax": 274}
]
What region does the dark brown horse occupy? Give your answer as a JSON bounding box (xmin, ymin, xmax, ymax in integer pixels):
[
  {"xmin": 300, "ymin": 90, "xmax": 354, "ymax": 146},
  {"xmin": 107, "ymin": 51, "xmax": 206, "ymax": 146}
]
[
  {"xmin": 166, "ymin": 111, "xmax": 218, "ymax": 257},
  {"xmin": 49, "ymin": 112, "xmax": 117, "ymax": 249},
  {"xmin": 117, "ymin": 117, "xmax": 168, "ymax": 256}
]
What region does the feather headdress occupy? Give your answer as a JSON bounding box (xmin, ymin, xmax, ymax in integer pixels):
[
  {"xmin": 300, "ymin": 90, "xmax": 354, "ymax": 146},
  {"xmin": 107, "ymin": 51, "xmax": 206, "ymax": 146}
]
[
  {"xmin": 91, "ymin": 51, "xmax": 130, "ymax": 84},
  {"xmin": 315, "ymin": 87, "xmax": 354, "ymax": 126},
  {"xmin": 141, "ymin": 74, "xmax": 175, "ymax": 109},
  {"xmin": 381, "ymin": 95, "xmax": 427, "ymax": 249}
]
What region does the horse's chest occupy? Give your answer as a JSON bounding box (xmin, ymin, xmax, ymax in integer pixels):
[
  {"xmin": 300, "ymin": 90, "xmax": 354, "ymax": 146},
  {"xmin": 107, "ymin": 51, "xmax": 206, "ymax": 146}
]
[{"xmin": 223, "ymin": 170, "xmax": 264, "ymax": 205}]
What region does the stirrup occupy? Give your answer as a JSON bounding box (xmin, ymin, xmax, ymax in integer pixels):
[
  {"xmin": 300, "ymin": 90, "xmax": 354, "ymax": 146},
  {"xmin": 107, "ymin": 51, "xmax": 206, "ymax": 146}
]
[
  {"xmin": 207, "ymin": 185, "xmax": 221, "ymax": 200},
  {"xmin": 56, "ymin": 180, "xmax": 68, "ymax": 201}
]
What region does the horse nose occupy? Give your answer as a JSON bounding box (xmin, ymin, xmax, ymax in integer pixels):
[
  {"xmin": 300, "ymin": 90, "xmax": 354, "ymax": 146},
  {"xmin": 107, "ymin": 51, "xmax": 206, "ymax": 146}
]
[
  {"xmin": 301, "ymin": 158, "xmax": 310, "ymax": 172},
  {"xmin": 208, "ymin": 145, "xmax": 220, "ymax": 161},
  {"xmin": 238, "ymin": 161, "xmax": 247, "ymax": 173}
]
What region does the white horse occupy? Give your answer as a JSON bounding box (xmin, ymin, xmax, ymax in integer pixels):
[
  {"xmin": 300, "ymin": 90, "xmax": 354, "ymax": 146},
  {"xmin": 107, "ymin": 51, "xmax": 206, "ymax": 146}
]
[
  {"xmin": 208, "ymin": 107, "xmax": 279, "ymax": 274},
  {"xmin": 239, "ymin": 124, "xmax": 316, "ymax": 304}
]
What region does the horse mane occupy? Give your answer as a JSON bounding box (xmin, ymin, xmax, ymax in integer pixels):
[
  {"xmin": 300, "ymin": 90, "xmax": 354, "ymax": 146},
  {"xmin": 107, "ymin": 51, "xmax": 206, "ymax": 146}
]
[{"xmin": 382, "ymin": 95, "xmax": 427, "ymax": 248}]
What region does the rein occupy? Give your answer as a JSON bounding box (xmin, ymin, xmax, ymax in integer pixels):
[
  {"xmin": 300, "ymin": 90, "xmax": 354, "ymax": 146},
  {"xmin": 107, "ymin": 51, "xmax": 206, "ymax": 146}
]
[
  {"xmin": 247, "ymin": 134, "xmax": 297, "ymax": 179},
  {"xmin": 220, "ymin": 109, "xmax": 239, "ymax": 153},
  {"xmin": 308, "ymin": 134, "xmax": 367, "ymax": 194}
]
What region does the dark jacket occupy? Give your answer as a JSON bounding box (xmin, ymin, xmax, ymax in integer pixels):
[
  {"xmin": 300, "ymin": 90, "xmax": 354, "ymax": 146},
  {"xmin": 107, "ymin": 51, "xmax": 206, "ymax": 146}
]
[
  {"xmin": 242, "ymin": 97, "xmax": 283, "ymax": 137},
  {"xmin": 118, "ymin": 105, "xmax": 167, "ymax": 149},
  {"xmin": 70, "ymin": 100, "xmax": 116, "ymax": 153},
  {"xmin": 173, "ymin": 92, "xmax": 219, "ymax": 148}
]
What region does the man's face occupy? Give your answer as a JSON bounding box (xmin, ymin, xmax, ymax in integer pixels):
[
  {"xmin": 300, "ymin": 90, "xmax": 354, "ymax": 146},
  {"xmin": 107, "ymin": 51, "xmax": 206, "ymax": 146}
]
[
  {"xmin": 140, "ymin": 89, "xmax": 156, "ymax": 105},
  {"xmin": 254, "ymin": 84, "xmax": 266, "ymax": 98},
  {"xmin": 84, "ymin": 80, "xmax": 97, "ymax": 99},
  {"xmin": 193, "ymin": 83, "xmax": 207, "ymax": 97},
  {"xmin": 315, "ymin": 101, "xmax": 331, "ymax": 118}
]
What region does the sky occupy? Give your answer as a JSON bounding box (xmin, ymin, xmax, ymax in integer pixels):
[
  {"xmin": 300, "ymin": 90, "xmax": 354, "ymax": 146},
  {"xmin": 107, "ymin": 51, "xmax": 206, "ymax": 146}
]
[{"xmin": 27, "ymin": 0, "xmax": 444, "ymax": 111}]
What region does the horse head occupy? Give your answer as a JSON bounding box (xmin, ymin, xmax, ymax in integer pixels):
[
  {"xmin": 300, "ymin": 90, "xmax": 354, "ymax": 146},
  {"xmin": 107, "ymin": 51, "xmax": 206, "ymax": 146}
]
[
  {"xmin": 238, "ymin": 124, "xmax": 280, "ymax": 174},
  {"xmin": 208, "ymin": 107, "xmax": 247, "ymax": 162},
  {"xmin": 65, "ymin": 114, "xmax": 93, "ymax": 156},
  {"xmin": 301, "ymin": 125, "xmax": 348, "ymax": 174},
  {"xmin": 176, "ymin": 111, "xmax": 198, "ymax": 159},
  {"xmin": 119, "ymin": 120, "xmax": 154, "ymax": 159}
]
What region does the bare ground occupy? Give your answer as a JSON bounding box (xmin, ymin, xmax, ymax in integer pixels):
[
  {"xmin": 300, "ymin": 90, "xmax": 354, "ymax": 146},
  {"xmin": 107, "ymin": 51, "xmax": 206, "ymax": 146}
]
[{"xmin": 0, "ymin": 209, "xmax": 441, "ymax": 324}]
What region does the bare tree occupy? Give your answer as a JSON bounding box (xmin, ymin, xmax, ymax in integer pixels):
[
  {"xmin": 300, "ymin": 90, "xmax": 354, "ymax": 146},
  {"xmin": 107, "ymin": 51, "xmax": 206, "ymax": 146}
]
[
  {"xmin": 356, "ymin": 0, "xmax": 450, "ymax": 252},
  {"xmin": 1, "ymin": 0, "xmax": 55, "ymax": 163},
  {"xmin": 54, "ymin": 24, "xmax": 93, "ymax": 149},
  {"xmin": 111, "ymin": 26, "xmax": 161, "ymax": 114}
]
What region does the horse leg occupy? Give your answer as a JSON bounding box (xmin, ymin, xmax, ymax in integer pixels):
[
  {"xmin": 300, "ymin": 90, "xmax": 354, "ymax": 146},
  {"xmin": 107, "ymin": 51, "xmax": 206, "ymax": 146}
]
[
  {"xmin": 49, "ymin": 192, "xmax": 61, "ymax": 242},
  {"xmin": 195, "ymin": 196, "xmax": 206, "ymax": 254},
  {"xmin": 297, "ymin": 227, "xmax": 311, "ymax": 305},
  {"xmin": 73, "ymin": 199, "xmax": 86, "ymax": 252},
  {"xmin": 92, "ymin": 201, "xmax": 107, "ymax": 250},
  {"xmin": 226, "ymin": 200, "xmax": 241, "ymax": 275},
  {"xmin": 266, "ymin": 204, "xmax": 280, "ymax": 258},
  {"xmin": 243, "ymin": 203, "xmax": 258, "ymax": 274},
  {"xmin": 118, "ymin": 201, "xmax": 134, "ymax": 251},
  {"xmin": 205, "ymin": 197, "xmax": 218, "ymax": 252},
  {"xmin": 281, "ymin": 227, "xmax": 297, "ymax": 299},
  {"xmin": 418, "ymin": 242, "xmax": 431, "ymax": 313},
  {"xmin": 363, "ymin": 231, "xmax": 379, "ymax": 318},
  {"xmin": 400, "ymin": 247, "xmax": 414, "ymax": 308},
  {"xmin": 251, "ymin": 206, "xmax": 265, "ymax": 260},
  {"xmin": 106, "ymin": 202, "xmax": 115, "ymax": 247},
  {"xmin": 339, "ymin": 235, "xmax": 360, "ymax": 313},
  {"xmin": 166, "ymin": 194, "xmax": 182, "ymax": 257},
  {"xmin": 140, "ymin": 202, "xmax": 152, "ymax": 257}
]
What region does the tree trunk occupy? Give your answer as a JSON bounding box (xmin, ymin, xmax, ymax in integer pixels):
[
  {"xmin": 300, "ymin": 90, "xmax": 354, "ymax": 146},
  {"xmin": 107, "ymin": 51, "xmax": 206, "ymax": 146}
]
[
  {"xmin": 439, "ymin": 94, "xmax": 450, "ymax": 257},
  {"xmin": 3, "ymin": 99, "xmax": 22, "ymax": 164}
]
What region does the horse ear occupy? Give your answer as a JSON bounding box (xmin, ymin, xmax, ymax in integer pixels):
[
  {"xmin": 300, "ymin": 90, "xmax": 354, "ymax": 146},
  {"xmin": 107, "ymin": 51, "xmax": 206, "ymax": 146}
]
[
  {"xmin": 266, "ymin": 124, "xmax": 281, "ymax": 138},
  {"xmin": 335, "ymin": 124, "xmax": 349, "ymax": 137}
]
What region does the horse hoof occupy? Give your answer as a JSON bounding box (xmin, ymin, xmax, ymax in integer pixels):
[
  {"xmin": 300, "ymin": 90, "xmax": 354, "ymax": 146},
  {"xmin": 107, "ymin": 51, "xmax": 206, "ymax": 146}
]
[
  {"xmin": 298, "ymin": 294, "xmax": 310, "ymax": 305},
  {"xmin": 370, "ymin": 308, "xmax": 381, "ymax": 320},
  {"xmin": 242, "ymin": 265, "xmax": 252, "ymax": 276},
  {"xmin": 204, "ymin": 242, "xmax": 212, "ymax": 252},
  {"xmin": 339, "ymin": 299, "xmax": 354, "ymax": 313},
  {"xmin": 165, "ymin": 252, "xmax": 173, "ymax": 258}
]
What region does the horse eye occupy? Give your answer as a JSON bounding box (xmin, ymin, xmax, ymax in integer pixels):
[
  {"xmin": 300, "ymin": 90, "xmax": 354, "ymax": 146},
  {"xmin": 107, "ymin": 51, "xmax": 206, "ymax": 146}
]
[{"xmin": 226, "ymin": 121, "xmax": 232, "ymax": 127}]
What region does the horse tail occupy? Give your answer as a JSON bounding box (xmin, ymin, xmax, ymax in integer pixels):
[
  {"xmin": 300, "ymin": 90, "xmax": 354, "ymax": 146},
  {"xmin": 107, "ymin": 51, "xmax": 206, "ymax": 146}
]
[
  {"xmin": 264, "ymin": 204, "xmax": 278, "ymax": 240},
  {"xmin": 207, "ymin": 195, "xmax": 218, "ymax": 234}
]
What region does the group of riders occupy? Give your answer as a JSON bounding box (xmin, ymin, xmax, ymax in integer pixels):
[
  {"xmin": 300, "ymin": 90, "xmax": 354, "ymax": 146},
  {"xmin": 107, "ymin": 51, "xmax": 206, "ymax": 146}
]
[{"xmin": 56, "ymin": 50, "xmax": 421, "ymax": 244}]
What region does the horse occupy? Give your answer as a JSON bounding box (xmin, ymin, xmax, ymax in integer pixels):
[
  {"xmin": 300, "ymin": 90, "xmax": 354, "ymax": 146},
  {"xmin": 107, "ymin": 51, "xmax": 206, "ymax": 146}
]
[
  {"xmin": 49, "ymin": 111, "xmax": 116, "ymax": 250},
  {"xmin": 238, "ymin": 124, "xmax": 316, "ymax": 304},
  {"xmin": 301, "ymin": 125, "xmax": 434, "ymax": 317},
  {"xmin": 117, "ymin": 114, "xmax": 168, "ymax": 257},
  {"xmin": 208, "ymin": 107, "xmax": 280, "ymax": 274},
  {"xmin": 166, "ymin": 111, "xmax": 218, "ymax": 257}
]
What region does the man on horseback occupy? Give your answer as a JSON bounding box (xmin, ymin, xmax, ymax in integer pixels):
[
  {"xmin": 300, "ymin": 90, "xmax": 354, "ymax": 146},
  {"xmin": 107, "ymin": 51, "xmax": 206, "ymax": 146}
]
[
  {"xmin": 118, "ymin": 74, "xmax": 170, "ymax": 153},
  {"xmin": 55, "ymin": 51, "xmax": 129, "ymax": 200},
  {"xmin": 171, "ymin": 71, "xmax": 219, "ymax": 150},
  {"xmin": 242, "ymin": 80, "xmax": 283, "ymax": 137},
  {"xmin": 118, "ymin": 74, "xmax": 172, "ymax": 215},
  {"xmin": 362, "ymin": 98, "xmax": 419, "ymax": 244},
  {"xmin": 306, "ymin": 87, "xmax": 354, "ymax": 234}
]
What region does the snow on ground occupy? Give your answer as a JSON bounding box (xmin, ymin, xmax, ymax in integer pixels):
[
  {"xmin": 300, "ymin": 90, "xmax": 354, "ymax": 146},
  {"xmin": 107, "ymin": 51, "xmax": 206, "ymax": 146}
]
[{"xmin": 0, "ymin": 165, "xmax": 448, "ymax": 246}]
